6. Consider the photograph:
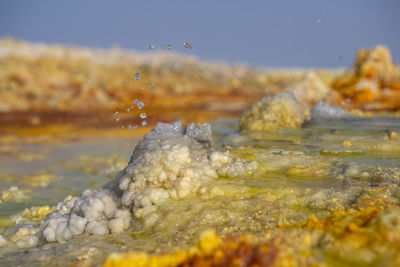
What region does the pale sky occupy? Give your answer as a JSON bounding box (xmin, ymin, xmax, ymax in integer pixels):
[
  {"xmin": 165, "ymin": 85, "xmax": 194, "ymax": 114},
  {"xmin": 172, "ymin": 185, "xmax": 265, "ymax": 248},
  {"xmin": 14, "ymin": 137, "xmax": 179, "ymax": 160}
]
[{"xmin": 0, "ymin": 0, "xmax": 399, "ymax": 68}]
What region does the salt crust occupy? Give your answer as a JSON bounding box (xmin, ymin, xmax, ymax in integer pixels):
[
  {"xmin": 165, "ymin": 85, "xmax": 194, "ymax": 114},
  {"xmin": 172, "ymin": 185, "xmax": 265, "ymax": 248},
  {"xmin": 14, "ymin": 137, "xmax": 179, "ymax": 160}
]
[
  {"xmin": 239, "ymin": 91, "xmax": 310, "ymax": 132},
  {"xmin": 2, "ymin": 121, "xmax": 256, "ymax": 247}
]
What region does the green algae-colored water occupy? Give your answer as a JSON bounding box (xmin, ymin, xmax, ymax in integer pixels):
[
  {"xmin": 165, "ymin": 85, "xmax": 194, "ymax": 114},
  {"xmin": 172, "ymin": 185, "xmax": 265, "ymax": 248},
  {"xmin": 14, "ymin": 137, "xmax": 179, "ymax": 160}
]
[
  {"xmin": 0, "ymin": 137, "xmax": 139, "ymax": 219},
  {"xmin": 0, "ymin": 116, "xmax": 400, "ymax": 266}
]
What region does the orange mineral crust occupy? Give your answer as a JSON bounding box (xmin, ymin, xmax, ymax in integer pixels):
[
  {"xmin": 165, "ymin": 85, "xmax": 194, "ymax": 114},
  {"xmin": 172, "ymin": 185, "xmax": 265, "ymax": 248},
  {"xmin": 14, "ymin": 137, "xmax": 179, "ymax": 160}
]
[
  {"xmin": 332, "ymin": 45, "xmax": 400, "ymax": 111},
  {"xmin": 102, "ymin": 230, "xmax": 306, "ymax": 267}
]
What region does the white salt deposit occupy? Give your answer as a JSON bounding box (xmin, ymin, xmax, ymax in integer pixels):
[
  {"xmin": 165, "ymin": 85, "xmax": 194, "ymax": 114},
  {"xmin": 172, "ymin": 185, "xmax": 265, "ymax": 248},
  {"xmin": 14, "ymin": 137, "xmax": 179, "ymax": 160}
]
[
  {"xmin": 310, "ymin": 103, "xmax": 356, "ymax": 122},
  {"xmin": 3, "ymin": 121, "xmax": 256, "ymax": 247}
]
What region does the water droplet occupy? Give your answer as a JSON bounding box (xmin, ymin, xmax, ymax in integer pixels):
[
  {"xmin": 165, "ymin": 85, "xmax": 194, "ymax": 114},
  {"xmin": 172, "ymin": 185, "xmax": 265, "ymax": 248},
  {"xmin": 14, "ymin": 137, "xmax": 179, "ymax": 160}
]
[
  {"xmin": 139, "ymin": 113, "xmax": 147, "ymax": 119},
  {"xmin": 128, "ymin": 125, "xmax": 132, "ymax": 130},
  {"xmin": 141, "ymin": 121, "xmax": 147, "ymax": 126},
  {"xmin": 149, "ymin": 83, "xmax": 153, "ymax": 88},
  {"xmin": 183, "ymin": 42, "xmax": 192, "ymax": 49},
  {"xmin": 133, "ymin": 99, "xmax": 144, "ymax": 109},
  {"xmin": 134, "ymin": 125, "xmax": 138, "ymax": 129},
  {"xmin": 148, "ymin": 44, "xmax": 155, "ymax": 50},
  {"xmin": 126, "ymin": 108, "xmax": 130, "ymax": 112},
  {"xmin": 121, "ymin": 125, "xmax": 125, "ymax": 129},
  {"xmin": 116, "ymin": 117, "xmax": 120, "ymax": 122},
  {"xmin": 135, "ymin": 73, "xmax": 140, "ymax": 80},
  {"xmin": 130, "ymin": 105, "xmax": 134, "ymax": 109},
  {"xmin": 114, "ymin": 111, "xmax": 119, "ymax": 115}
]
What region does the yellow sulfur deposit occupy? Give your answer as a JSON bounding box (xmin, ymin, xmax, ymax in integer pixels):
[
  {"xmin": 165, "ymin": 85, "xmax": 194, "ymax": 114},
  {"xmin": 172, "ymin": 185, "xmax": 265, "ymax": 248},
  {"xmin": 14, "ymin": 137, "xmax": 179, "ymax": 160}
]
[
  {"xmin": 102, "ymin": 204, "xmax": 400, "ymax": 267},
  {"xmin": 342, "ymin": 139, "xmax": 351, "ymax": 148},
  {"xmin": 0, "ymin": 186, "xmax": 30, "ymax": 203},
  {"xmin": 21, "ymin": 206, "xmax": 54, "ymax": 220},
  {"xmin": 103, "ymin": 229, "xmax": 221, "ymax": 267}
]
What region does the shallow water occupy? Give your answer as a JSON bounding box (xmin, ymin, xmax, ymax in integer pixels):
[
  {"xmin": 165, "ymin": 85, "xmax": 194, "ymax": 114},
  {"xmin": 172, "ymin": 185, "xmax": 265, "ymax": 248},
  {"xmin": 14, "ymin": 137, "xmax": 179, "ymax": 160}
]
[
  {"xmin": 1, "ymin": 116, "xmax": 400, "ymax": 266},
  {"xmin": 0, "ymin": 137, "xmax": 139, "ymax": 219}
]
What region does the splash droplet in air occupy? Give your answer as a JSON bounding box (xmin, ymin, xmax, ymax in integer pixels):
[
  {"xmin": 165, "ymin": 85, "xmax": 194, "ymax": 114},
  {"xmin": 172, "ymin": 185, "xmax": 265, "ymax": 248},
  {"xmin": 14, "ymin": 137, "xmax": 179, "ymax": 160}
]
[
  {"xmin": 141, "ymin": 121, "xmax": 148, "ymax": 126},
  {"xmin": 149, "ymin": 83, "xmax": 153, "ymax": 88},
  {"xmin": 128, "ymin": 125, "xmax": 133, "ymax": 130},
  {"xmin": 126, "ymin": 108, "xmax": 130, "ymax": 112},
  {"xmin": 139, "ymin": 113, "xmax": 147, "ymax": 119},
  {"xmin": 135, "ymin": 73, "xmax": 140, "ymax": 80},
  {"xmin": 134, "ymin": 125, "xmax": 138, "ymax": 129},
  {"xmin": 183, "ymin": 42, "xmax": 192, "ymax": 49},
  {"xmin": 114, "ymin": 111, "xmax": 120, "ymax": 122},
  {"xmin": 133, "ymin": 99, "xmax": 144, "ymax": 109}
]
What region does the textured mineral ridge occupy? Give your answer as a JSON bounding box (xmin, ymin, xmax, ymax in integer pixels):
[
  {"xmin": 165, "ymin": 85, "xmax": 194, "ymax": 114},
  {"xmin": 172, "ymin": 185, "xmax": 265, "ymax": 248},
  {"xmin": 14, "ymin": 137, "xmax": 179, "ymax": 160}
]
[{"xmin": 1, "ymin": 121, "xmax": 255, "ymax": 248}]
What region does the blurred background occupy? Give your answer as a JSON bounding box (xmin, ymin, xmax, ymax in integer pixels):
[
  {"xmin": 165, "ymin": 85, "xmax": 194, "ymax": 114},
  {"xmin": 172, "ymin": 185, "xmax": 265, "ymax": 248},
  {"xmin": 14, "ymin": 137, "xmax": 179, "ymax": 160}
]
[
  {"xmin": 0, "ymin": 0, "xmax": 399, "ymax": 127},
  {"xmin": 1, "ymin": 0, "xmax": 399, "ymax": 68}
]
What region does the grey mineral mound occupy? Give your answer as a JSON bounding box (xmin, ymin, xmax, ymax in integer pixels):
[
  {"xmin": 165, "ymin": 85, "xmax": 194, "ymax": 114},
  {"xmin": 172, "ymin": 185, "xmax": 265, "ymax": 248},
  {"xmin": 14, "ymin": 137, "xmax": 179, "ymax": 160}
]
[
  {"xmin": 1, "ymin": 121, "xmax": 256, "ymax": 248},
  {"xmin": 310, "ymin": 103, "xmax": 357, "ymax": 123}
]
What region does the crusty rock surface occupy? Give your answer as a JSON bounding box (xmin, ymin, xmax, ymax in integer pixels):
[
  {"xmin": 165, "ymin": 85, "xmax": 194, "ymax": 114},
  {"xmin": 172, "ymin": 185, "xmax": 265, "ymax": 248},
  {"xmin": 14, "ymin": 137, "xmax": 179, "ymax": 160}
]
[
  {"xmin": 353, "ymin": 45, "xmax": 399, "ymax": 84},
  {"xmin": 1, "ymin": 121, "xmax": 256, "ymax": 247},
  {"xmin": 239, "ymin": 91, "xmax": 310, "ymax": 132},
  {"xmin": 332, "ymin": 45, "xmax": 400, "ymax": 110},
  {"xmin": 289, "ymin": 72, "xmax": 330, "ymax": 106},
  {"xmin": 310, "ymin": 102, "xmax": 356, "ymax": 123}
]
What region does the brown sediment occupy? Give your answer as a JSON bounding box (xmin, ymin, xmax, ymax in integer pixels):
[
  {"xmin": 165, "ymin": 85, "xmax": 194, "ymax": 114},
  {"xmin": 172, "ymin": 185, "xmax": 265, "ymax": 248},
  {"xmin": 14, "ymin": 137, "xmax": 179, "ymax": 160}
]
[
  {"xmin": 0, "ymin": 93, "xmax": 261, "ymax": 128},
  {"xmin": 0, "ymin": 106, "xmax": 247, "ymax": 144}
]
